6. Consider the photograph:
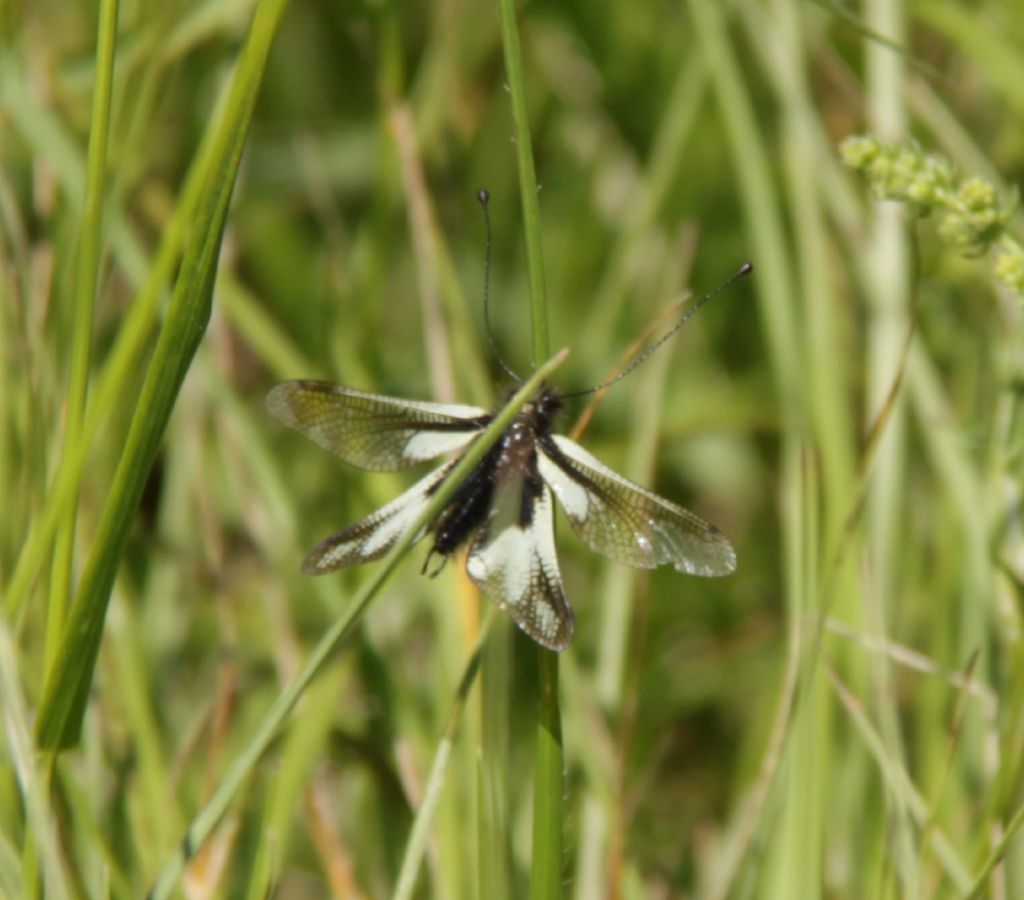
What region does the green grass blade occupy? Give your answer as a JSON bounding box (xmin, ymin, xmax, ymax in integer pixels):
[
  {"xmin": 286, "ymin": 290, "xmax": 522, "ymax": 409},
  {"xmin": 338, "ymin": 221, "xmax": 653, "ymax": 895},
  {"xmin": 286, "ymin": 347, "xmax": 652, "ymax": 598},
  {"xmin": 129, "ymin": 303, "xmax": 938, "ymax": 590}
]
[
  {"xmin": 479, "ymin": 618, "xmax": 513, "ymax": 900},
  {"xmin": 44, "ymin": 0, "xmax": 120, "ymax": 676},
  {"xmin": 0, "ymin": 622, "xmax": 71, "ymax": 899},
  {"xmin": 860, "ymin": 4, "xmax": 918, "ymax": 893},
  {"xmin": 497, "ymin": 0, "xmax": 548, "ymax": 369},
  {"xmin": 495, "ymin": 1, "xmax": 564, "ymax": 895},
  {"xmin": 34, "ymin": 0, "xmax": 292, "ymax": 751},
  {"xmin": 493, "ymin": 0, "xmax": 565, "ymax": 892},
  {"xmin": 964, "ymin": 799, "xmax": 1024, "ymax": 900},
  {"xmin": 531, "ymin": 647, "xmax": 563, "ymax": 900},
  {"xmin": 146, "ymin": 347, "xmax": 569, "ymax": 900},
  {"xmin": 393, "ymin": 613, "xmax": 490, "ymax": 900}
]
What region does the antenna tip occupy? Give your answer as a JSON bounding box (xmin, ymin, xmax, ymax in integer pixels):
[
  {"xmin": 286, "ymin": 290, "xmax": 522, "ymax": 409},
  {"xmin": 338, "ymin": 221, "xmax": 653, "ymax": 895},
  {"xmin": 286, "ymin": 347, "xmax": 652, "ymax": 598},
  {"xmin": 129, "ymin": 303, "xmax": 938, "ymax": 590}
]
[
  {"xmin": 739, "ymin": 261, "xmax": 754, "ymax": 276},
  {"xmin": 477, "ymin": 188, "xmax": 490, "ymax": 205}
]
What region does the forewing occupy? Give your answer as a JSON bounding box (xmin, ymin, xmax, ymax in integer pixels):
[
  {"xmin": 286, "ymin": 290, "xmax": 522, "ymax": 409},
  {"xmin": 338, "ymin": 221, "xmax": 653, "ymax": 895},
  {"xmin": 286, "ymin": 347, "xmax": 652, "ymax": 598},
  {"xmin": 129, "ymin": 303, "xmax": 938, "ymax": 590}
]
[
  {"xmin": 267, "ymin": 381, "xmax": 489, "ymax": 471},
  {"xmin": 465, "ymin": 484, "xmax": 574, "ymax": 651},
  {"xmin": 303, "ymin": 463, "xmax": 453, "ymax": 573},
  {"xmin": 538, "ymin": 434, "xmax": 736, "ymax": 576}
]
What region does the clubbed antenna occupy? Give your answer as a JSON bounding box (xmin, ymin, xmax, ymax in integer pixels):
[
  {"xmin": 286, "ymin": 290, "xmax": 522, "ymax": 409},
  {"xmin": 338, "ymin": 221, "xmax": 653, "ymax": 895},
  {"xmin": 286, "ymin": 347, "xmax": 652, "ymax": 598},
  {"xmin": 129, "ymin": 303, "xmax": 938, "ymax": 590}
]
[
  {"xmin": 559, "ymin": 262, "xmax": 753, "ymax": 399},
  {"xmin": 478, "ymin": 189, "xmax": 523, "ymax": 384}
]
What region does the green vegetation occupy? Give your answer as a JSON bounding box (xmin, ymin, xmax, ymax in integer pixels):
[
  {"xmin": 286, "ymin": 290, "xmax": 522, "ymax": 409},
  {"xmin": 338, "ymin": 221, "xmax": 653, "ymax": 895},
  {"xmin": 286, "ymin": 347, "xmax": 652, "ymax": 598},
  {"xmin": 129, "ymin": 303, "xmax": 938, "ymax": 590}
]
[{"xmin": 2, "ymin": 0, "xmax": 1023, "ymax": 897}]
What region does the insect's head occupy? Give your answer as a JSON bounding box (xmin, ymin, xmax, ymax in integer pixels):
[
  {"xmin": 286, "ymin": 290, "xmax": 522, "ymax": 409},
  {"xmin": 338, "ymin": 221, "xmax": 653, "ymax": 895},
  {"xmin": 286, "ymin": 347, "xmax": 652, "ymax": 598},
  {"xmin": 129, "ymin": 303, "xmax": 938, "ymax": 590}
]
[
  {"xmin": 496, "ymin": 380, "xmax": 563, "ymax": 430},
  {"xmin": 530, "ymin": 383, "xmax": 563, "ymax": 428}
]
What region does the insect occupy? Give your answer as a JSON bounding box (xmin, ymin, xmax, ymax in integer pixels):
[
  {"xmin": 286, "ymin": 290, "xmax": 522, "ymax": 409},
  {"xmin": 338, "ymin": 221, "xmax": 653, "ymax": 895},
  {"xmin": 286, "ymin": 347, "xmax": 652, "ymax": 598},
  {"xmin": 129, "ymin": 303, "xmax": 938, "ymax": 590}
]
[
  {"xmin": 266, "ymin": 377, "xmax": 739, "ymax": 650},
  {"xmin": 268, "ymin": 193, "xmax": 749, "ymax": 650}
]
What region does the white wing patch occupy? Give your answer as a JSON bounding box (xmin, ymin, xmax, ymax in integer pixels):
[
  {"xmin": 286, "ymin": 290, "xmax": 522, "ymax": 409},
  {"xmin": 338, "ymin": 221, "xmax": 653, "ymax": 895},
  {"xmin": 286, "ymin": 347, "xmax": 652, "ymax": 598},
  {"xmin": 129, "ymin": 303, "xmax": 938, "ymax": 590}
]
[
  {"xmin": 466, "ymin": 486, "xmax": 574, "ymax": 651},
  {"xmin": 404, "ymin": 429, "xmax": 479, "ymax": 463},
  {"xmin": 466, "ymin": 527, "xmax": 530, "ymax": 602},
  {"xmin": 537, "ymin": 452, "xmax": 589, "ymax": 519},
  {"xmin": 539, "ymin": 435, "xmax": 736, "ymax": 577},
  {"xmin": 302, "ymin": 463, "xmax": 453, "ymax": 573}
]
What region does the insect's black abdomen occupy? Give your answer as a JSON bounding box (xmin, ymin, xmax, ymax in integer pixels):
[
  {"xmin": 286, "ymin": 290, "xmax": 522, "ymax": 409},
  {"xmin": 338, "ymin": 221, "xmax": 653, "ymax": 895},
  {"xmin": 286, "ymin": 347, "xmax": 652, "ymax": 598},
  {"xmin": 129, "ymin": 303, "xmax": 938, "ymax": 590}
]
[{"xmin": 430, "ymin": 451, "xmax": 499, "ymax": 556}]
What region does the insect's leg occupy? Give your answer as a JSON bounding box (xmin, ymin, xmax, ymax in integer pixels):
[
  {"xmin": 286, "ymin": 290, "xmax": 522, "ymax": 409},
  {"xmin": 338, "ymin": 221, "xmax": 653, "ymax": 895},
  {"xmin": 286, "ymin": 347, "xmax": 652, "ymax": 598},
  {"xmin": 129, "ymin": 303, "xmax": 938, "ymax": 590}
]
[
  {"xmin": 421, "ymin": 549, "xmax": 435, "ymax": 576},
  {"xmin": 421, "ymin": 546, "xmax": 448, "ymax": 578}
]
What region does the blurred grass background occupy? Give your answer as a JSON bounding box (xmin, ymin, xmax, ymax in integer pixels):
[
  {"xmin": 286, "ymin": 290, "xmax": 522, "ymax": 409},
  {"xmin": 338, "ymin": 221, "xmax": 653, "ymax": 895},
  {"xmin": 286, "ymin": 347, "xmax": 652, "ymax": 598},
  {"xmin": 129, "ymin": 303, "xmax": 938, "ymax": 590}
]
[{"xmin": 2, "ymin": 0, "xmax": 1024, "ymax": 897}]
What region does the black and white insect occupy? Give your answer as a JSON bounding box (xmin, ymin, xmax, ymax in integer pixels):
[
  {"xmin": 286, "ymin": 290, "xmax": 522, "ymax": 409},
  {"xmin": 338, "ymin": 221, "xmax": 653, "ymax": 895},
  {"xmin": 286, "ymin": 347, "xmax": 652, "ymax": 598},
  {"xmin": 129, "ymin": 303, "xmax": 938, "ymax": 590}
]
[{"xmin": 267, "ymin": 195, "xmax": 750, "ymax": 651}]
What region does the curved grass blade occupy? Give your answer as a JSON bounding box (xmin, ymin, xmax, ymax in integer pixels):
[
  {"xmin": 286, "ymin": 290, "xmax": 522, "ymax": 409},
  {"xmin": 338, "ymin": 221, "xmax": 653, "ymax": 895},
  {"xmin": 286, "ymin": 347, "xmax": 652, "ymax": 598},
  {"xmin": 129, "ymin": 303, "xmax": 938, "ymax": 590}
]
[
  {"xmin": 825, "ymin": 662, "xmax": 972, "ymax": 891},
  {"xmin": 964, "ymin": 800, "xmax": 1024, "ymax": 900},
  {"xmin": 1, "ymin": 60, "xmax": 227, "ymax": 623},
  {"xmin": 34, "ymin": 0, "xmax": 293, "ymax": 751},
  {"xmin": 392, "ymin": 611, "xmax": 492, "ymax": 900},
  {"xmin": 0, "ymin": 621, "xmax": 72, "ymax": 899}
]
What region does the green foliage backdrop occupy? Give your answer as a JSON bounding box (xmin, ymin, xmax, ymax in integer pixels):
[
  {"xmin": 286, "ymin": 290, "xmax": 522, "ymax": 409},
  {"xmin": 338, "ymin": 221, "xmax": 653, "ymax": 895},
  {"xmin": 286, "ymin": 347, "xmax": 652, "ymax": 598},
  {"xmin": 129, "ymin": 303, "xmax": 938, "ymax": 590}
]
[{"xmin": 1, "ymin": 0, "xmax": 1023, "ymax": 897}]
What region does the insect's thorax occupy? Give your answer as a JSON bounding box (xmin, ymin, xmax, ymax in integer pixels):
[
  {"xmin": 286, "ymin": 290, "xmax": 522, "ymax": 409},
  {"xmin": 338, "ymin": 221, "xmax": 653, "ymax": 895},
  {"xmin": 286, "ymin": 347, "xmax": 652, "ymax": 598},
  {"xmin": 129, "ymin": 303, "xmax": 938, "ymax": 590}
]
[{"xmin": 429, "ymin": 387, "xmax": 561, "ymax": 557}]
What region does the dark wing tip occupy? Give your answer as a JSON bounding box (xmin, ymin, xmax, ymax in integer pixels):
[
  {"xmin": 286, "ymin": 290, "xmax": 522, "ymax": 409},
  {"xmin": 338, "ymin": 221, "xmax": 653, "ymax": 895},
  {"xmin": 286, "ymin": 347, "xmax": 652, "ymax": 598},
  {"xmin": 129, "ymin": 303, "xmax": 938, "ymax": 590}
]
[
  {"xmin": 528, "ymin": 603, "xmax": 575, "ymax": 652},
  {"xmin": 521, "ymin": 624, "xmax": 573, "ymax": 652},
  {"xmin": 302, "ymin": 547, "xmax": 342, "ymax": 576},
  {"xmin": 547, "ymin": 629, "xmax": 573, "ymax": 652}
]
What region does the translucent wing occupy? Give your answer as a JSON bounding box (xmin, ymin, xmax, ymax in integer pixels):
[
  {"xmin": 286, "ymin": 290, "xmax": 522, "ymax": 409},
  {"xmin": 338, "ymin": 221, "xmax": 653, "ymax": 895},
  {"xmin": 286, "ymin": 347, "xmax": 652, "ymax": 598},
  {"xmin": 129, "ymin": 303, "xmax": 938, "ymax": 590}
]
[
  {"xmin": 465, "ymin": 479, "xmax": 574, "ymax": 651},
  {"xmin": 267, "ymin": 381, "xmax": 489, "ymax": 471},
  {"xmin": 537, "ymin": 434, "xmax": 736, "ymax": 576},
  {"xmin": 303, "ymin": 463, "xmax": 453, "ymax": 573}
]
